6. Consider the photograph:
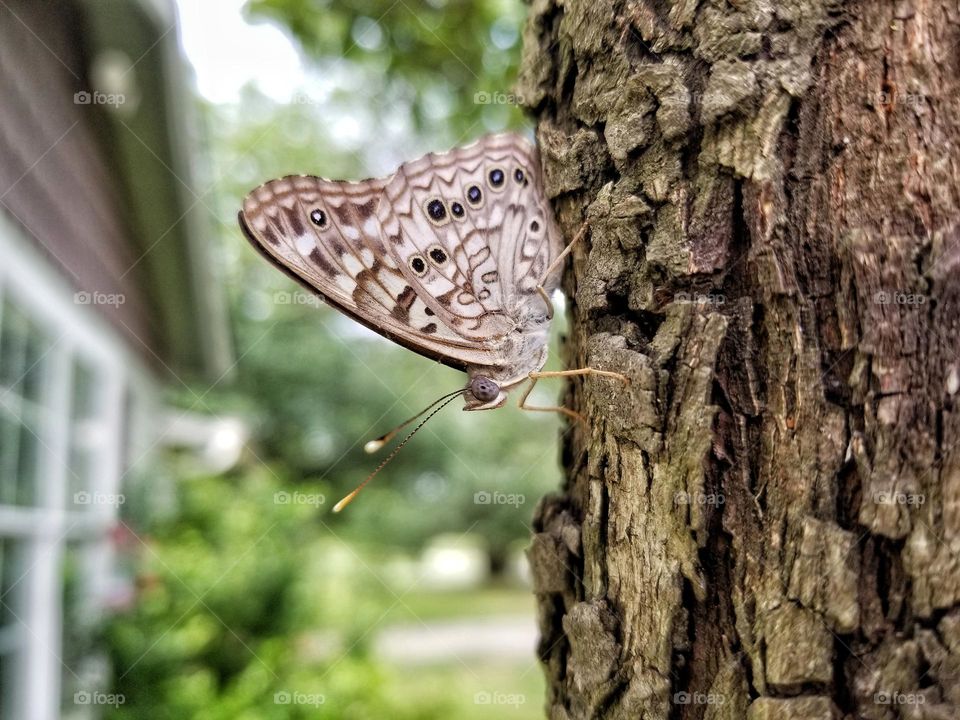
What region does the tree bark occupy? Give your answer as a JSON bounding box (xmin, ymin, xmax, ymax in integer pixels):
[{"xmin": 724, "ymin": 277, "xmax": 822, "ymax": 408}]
[{"xmin": 518, "ymin": 1, "xmax": 960, "ymax": 718}]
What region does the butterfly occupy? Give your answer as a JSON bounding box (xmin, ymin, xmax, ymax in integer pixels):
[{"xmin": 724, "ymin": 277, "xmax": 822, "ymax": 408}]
[{"xmin": 238, "ymin": 132, "xmax": 627, "ymax": 510}]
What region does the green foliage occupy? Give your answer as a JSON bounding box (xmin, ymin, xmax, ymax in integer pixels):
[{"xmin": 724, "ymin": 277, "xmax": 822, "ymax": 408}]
[
  {"xmin": 104, "ymin": 464, "xmax": 544, "ymax": 719},
  {"xmin": 104, "ymin": 466, "xmax": 449, "ymax": 719},
  {"xmin": 245, "ymin": 0, "xmax": 528, "ymax": 136}
]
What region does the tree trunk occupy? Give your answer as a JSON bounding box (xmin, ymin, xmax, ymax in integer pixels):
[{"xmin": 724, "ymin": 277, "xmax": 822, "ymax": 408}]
[{"xmin": 518, "ymin": 1, "xmax": 960, "ymax": 718}]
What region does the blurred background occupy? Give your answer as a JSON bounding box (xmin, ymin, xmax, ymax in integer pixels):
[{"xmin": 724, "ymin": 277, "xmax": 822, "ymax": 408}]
[{"xmin": 0, "ymin": 0, "xmax": 567, "ymax": 717}]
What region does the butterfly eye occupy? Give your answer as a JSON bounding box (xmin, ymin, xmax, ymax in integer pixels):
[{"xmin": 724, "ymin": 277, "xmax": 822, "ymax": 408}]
[
  {"xmin": 309, "ymin": 209, "xmax": 327, "ymax": 227},
  {"xmin": 514, "ymin": 168, "xmax": 525, "ymax": 183},
  {"xmin": 428, "ymin": 245, "xmax": 448, "ymax": 265},
  {"xmin": 469, "ymin": 376, "xmax": 500, "ymax": 403},
  {"xmin": 450, "ymin": 201, "xmax": 465, "ymax": 219},
  {"xmin": 425, "ymin": 198, "xmax": 449, "ymax": 225},
  {"xmin": 466, "ymin": 185, "xmax": 483, "ymax": 207},
  {"xmin": 409, "ymin": 254, "xmax": 428, "ymax": 276},
  {"xmin": 488, "ymin": 168, "xmax": 505, "ymax": 188}
]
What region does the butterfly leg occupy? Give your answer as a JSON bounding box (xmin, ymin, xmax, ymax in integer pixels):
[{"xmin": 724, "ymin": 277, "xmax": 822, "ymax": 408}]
[
  {"xmin": 518, "ymin": 367, "xmax": 630, "ymax": 422},
  {"xmin": 536, "ymin": 222, "xmax": 590, "ymax": 320}
]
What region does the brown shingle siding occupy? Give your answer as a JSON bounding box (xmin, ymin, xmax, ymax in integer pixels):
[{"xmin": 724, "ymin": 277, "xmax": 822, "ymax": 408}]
[{"xmin": 0, "ymin": 0, "xmax": 157, "ymax": 352}]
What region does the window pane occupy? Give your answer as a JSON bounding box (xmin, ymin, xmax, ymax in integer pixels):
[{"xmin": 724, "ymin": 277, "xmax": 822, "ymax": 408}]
[
  {"xmin": 0, "ymin": 300, "xmax": 28, "ymax": 391},
  {"xmin": 61, "ymin": 541, "xmax": 108, "ymax": 718},
  {"xmin": 68, "ymin": 358, "xmax": 107, "ymax": 510},
  {"xmin": 0, "ymin": 300, "xmax": 48, "ymax": 404},
  {"xmin": 61, "ymin": 542, "xmax": 88, "ymax": 688},
  {"xmin": 0, "ymin": 540, "xmax": 26, "ymax": 720},
  {"xmin": 0, "ymin": 649, "xmax": 21, "ymax": 720},
  {"xmin": 14, "ymin": 420, "xmax": 38, "ymax": 506},
  {"xmin": 0, "ymin": 411, "xmax": 38, "ymax": 508},
  {"xmin": 0, "ymin": 537, "xmax": 24, "ymax": 633},
  {"xmin": 0, "ymin": 414, "xmax": 18, "ymax": 506},
  {"xmin": 71, "ymin": 361, "xmax": 99, "ymax": 422},
  {"xmin": 0, "ymin": 295, "xmax": 52, "ymax": 508}
]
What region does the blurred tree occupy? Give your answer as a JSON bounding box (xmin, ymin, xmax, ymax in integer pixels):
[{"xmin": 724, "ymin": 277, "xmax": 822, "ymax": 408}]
[
  {"xmin": 245, "ymin": 0, "xmax": 528, "ymax": 137},
  {"xmin": 519, "ymin": 1, "xmax": 960, "ymax": 718}
]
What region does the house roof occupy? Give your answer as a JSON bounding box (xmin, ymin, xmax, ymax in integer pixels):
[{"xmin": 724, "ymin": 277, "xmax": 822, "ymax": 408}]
[{"xmin": 0, "ymin": 0, "xmax": 232, "ymax": 382}]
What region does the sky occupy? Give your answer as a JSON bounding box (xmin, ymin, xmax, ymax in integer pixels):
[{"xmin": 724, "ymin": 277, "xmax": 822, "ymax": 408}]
[{"xmin": 174, "ymin": 0, "xmax": 305, "ymax": 104}]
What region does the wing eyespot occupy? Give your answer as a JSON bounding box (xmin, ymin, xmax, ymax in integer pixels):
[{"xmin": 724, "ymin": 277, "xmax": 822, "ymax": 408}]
[
  {"xmin": 309, "ymin": 208, "xmax": 327, "ymax": 227},
  {"xmin": 424, "ymin": 198, "xmax": 449, "ymax": 226},
  {"xmin": 427, "ymin": 245, "xmax": 449, "ymax": 266},
  {"xmin": 409, "ymin": 254, "xmax": 428, "ymax": 276},
  {"xmin": 450, "ymin": 201, "xmax": 465, "ymax": 220},
  {"xmin": 530, "ymin": 220, "xmax": 540, "ymax": 233},
  {"xmin": 487, "ymin": 168, "xmax": 505, "ymax": 190},
  {"xmin": 465, "ymin": 185, "xmax": 483, "ymax": 208},
  {"xmin": 514, "ymin": 168, "xmax": 525, "ymax": 183}
]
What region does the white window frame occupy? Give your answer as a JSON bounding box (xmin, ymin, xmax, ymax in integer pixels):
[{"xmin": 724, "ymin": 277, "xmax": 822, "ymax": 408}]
[{"xmin": 0, "ymin": 212, "xmax": 158, "ymax": 720}]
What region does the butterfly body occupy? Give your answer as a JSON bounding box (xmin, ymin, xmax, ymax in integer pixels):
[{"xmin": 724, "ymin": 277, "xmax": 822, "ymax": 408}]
[{"xmin": 239, "ymin": 133, "xmax": 563, "ymax": 411}]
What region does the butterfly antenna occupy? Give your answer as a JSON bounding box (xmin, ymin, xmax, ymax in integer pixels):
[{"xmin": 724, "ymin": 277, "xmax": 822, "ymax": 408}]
[
  {"xmin": 333, "ymin": 388, "xmax": 465, "ymax": 513},
  {"xmin": 364, "ymin": 388, "xmax": 466, "ymax": 453}
]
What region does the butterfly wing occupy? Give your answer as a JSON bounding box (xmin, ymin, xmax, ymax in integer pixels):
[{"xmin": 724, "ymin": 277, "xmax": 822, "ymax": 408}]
[
  {"xmin": 377, "ymin": 133, "xmax": 563, "ymax": 342},
  {"xmin": 239, "ymin": 174, "xmax": 498, "ymax": 370}
]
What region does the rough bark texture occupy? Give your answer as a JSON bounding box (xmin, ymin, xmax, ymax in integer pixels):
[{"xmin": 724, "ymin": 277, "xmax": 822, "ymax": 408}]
[{"xmin": 519, "ymin": 1, "xmax": 960, "ymax": 718}]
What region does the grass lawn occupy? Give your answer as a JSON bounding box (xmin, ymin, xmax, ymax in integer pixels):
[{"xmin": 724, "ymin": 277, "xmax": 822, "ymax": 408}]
[
  {"xmin": 379, "ymin": 584, "xmax": 537, "ymax": 624},
  {"xmin": 385, "ymin": 660, "xmax": 545, "ymax": 720}
]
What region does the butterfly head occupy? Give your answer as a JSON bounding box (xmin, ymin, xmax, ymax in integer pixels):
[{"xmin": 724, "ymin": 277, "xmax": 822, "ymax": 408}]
[{"xmin": 464, "ymin": 375, "xmax": 506, "ymax": 411}]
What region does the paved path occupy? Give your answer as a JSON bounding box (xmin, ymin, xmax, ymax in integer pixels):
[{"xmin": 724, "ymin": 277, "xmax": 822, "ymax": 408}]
[{"xmin": 374, "ymin": 614, "xmax": 538, "ymax": 664}]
